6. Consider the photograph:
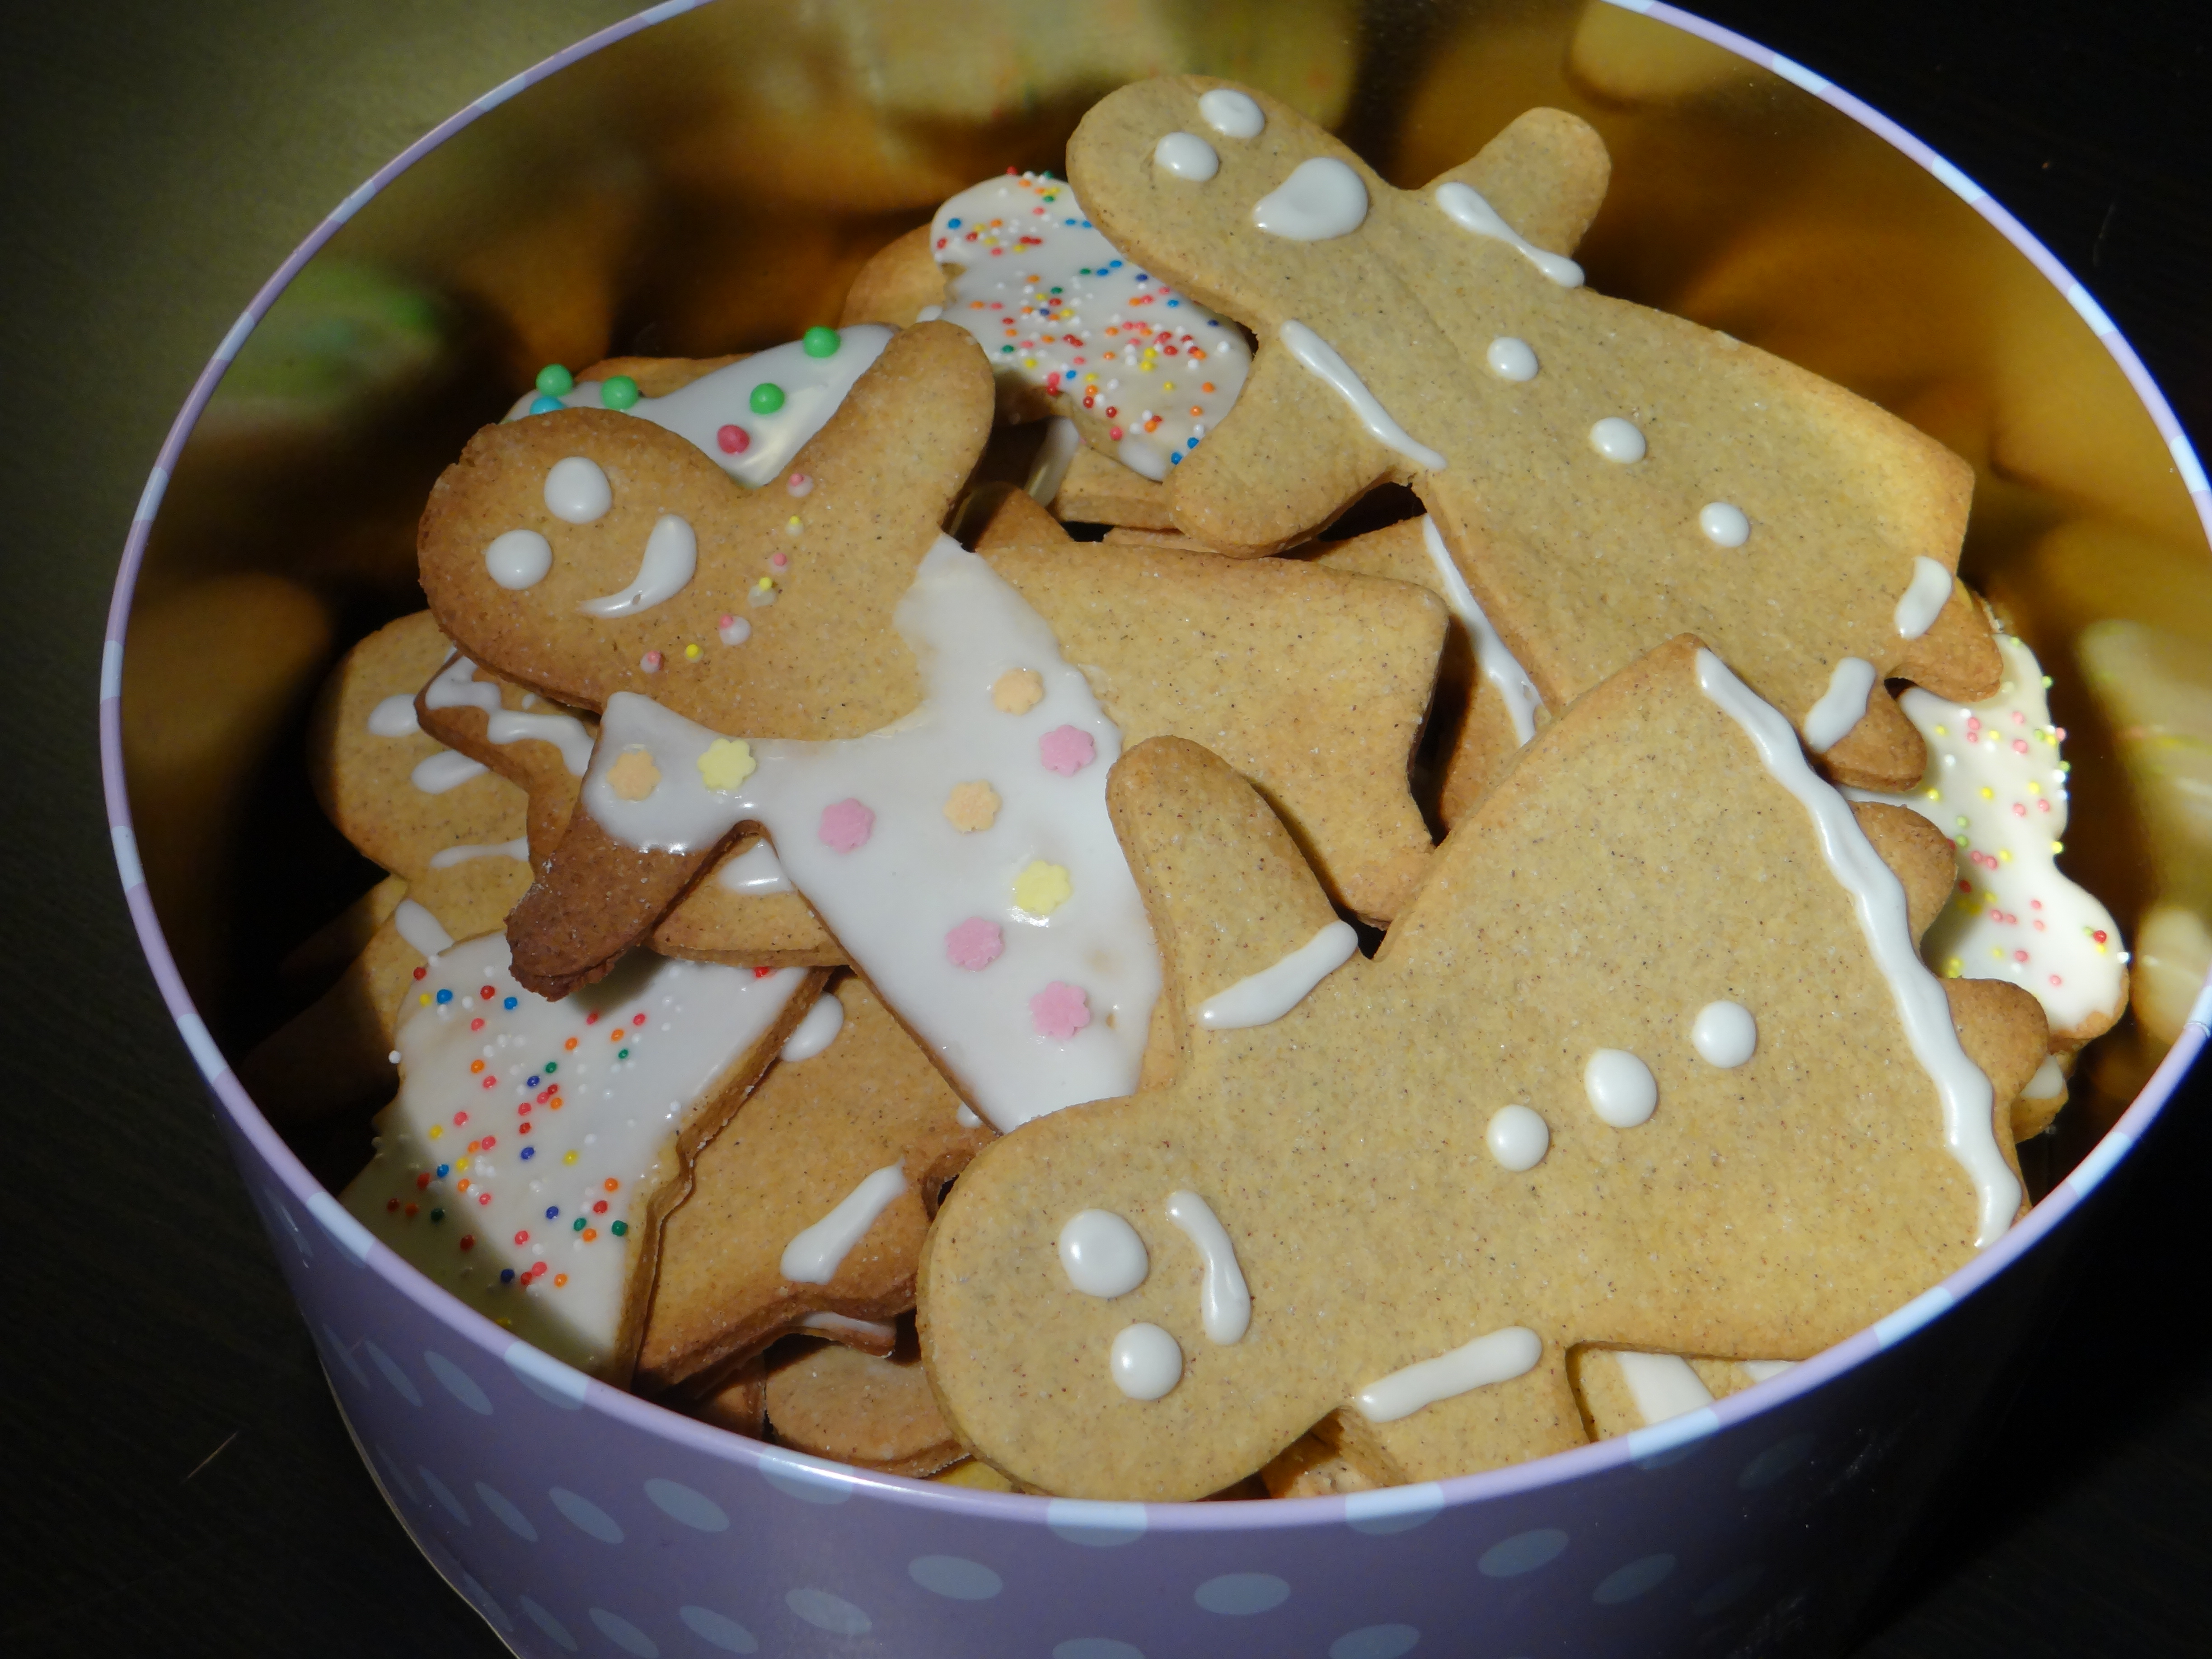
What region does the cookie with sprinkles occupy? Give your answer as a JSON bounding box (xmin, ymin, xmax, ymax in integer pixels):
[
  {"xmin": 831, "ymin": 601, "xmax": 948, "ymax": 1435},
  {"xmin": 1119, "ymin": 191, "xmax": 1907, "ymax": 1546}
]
[
  {"xmin": 1065, "ymin": 79, "xmax": 2006, "ymax": 789},
  {"xmin": 342, "ymin": 933, "xmax": 822, "ymax": 1382},
  {"xmin": 919, "ymin": 637, "xmax": 2048, "ymax": 1500}
]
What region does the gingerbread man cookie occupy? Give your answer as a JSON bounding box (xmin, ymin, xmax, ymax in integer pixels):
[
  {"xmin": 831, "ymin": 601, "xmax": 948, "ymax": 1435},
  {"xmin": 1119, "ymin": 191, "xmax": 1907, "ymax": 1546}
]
[
  {"xmin": 1065, "ymin": 80, "xmax": 2003, "ymax": 788},
  {"xmin": 919, "ymin": 637, "xmax": 2045, "ymax": 1499}
]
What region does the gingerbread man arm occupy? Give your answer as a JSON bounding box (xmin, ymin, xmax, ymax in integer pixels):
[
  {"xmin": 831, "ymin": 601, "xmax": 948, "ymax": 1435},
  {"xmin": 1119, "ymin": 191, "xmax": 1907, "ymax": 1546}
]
[{"xmin": 1423, "ymin": 106, "xmax": 1611, "ymax": 258}]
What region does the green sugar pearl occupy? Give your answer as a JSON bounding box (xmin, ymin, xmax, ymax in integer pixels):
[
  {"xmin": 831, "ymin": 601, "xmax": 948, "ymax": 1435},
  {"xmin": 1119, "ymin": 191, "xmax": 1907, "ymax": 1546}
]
[
  {"xmin": 750, "ymin": 382, "xmax": 786, "ymax": 415},
  {"xmin": 534, "ymin": 363, "xmax": 574, "ymax": 396},
  {"xmin": 600, "ymin": 375, "xmax": 641, "ymax": 411},
  {"xmin": 801, "ymin": 325, "xmax": 841, "ymax": 358},
  {"xmin": 572, "ymin": 1216, "xmax": 587, "ymax": 1233},
  {"xmin": 610, "ymin": 1219, "xmax": 628, "ymax": 1237}
]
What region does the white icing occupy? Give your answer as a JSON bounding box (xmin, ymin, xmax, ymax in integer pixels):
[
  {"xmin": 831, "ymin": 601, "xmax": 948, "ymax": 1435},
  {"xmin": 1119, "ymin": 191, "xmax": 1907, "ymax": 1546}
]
[
  {"xmin": 1279, "ymin": 321, "xmax": 1446, "ymax": 472},
  {"xmin": 955, "ymin": 1101, "xmax": 984, "ymax": 1129},
  {"xmin": 1690, "ymin": 1001, "xmax": 1757, "ymax": 1068},
  {"xmin": 486, "ymin": 708, "xmax": 595, "ymax": 777},
  {"xmin": 1843, "ymin": 631, "xmax": 2125, "ymax": 1036},
  {"xmin": 1420, "ymin": 516, "xmax": 1542, "ymax": 745},
  {"xmin": 485, "ymin": 528, "xmax": 553, "ymax": 590},
  {"xmin": 511, "ymin": 327, "xmax": 895, "ymax": 489},
  {"xmin": 579, "ymin": 513, "xmax": 697, "ymax": 619},
  {"xmin": 582, "ymin": 538, "xmax": 1161, "ymax": 1132},
  {"xmin": 544, "ymin": 456, "xmax": 612, "ymax": 525},
  {"xmin": 1058, "ymin": 1209, "xmax": 1148, "ymax": 1298},
  {"xmin": 1698, "ymin": 502, "xmax": 1750, "ymax": 548},
  {"xmin": 367, "ymin": 693, "xmax": 421, "ymax": 737},
  {"xmin": 1737, "ymin": 1359, "xmax": 1796, "ymax": 1384},
  {"xmin": 930, "ymin": 173, "xmax": 1250, "ymax": 480},
  {"xmin": 2023, "ymin": 1054, "xmax": 2067, "ymax": 1100},
  {"xmin": 410, "ymin": 750, "xmax": 488, "ymax": 795},
  {"xmin": 780, "ymin": 1163, "xmax": 907, "ymax": 1285},
  {"xmin": 343, "ymin": 937, "xmax": 805, "ymax": 1373},
  {"xmin": 1198, "ymin": 88, "xmax": 1265, "ymax": 139},
  {"xmin": 1612, "ymin": 1351, "xmax": 1715, "ymax": 1426},
  {"xmin": 1164, "ymin": 1190, "xmax": 1250, "ymax": 1344},
  {"xmin": 1486, "ymin": 336, "xmax": 1538, "ymax": 381},
  {"xmin": 1353, "ymin": 1326, "xmax": 1542, "ymax": 1423},
  {"xmin": 1154, "ymin": 131, "xmax": 1219, "ymax": 180},
  {"xmin": 1584, "ymin": 1048, "xmax": 1657, "ymax": 1127},
  {"xmin": 779, "ymin": 991, "xmax": 847, "ymax": 1063},
  {"xmin": 392, "ymin": 898, "xmax": 455, "ymax": 957},
  {"xmin": 428, "ymin": 836, "xmax": 530, "ymax": 870},
  {"xmin": 1485, "ymin": 1103, "xmax": 1549, "ymax": 1171},
  {"xmin": 1196, "ymin": 920, "xmax": 1358, "ymax": 1031},
  {"xmin": 1110, "ymin": 1323, "xmax": 1182, "ymax": 1400},
  {"xmin": 1026, "ymin": 416, "xmax": 1082, "ymax": 506},
  {"xmin": 718, "ymin": 614, "xmax": 751, "ymax": 647},
  {"xmin": 1589, "ymin": 417, "xmax": 1646, "ymax": 463},
  {"xmin": 424, "ymin": 652, "xmax": 502, "ymax": 716},
  {"xmin": 1696, "ymin": 647, "xmax": 2018, "ymax": 1245},
  {"xmin": 799, "ymin": 1312, "xmax": 896, "ymax": 1344},
  {"xmin": 1252, "ymin": 157, "xmax": 1368, "ymax": 241},
  {"xmin": 715, "ymin": 839, "xmax": 795, "ymax": 895},
  {"xmin": 1432, "ymin": 182, "xmax": 1584, "ymax": 287},
  {"xmin": 1893, "ymin": 556, "xmax": 1954, "ymax": 639},
  {"xmin": 1804, "ymin": 656, "xmax": 1878, "ymax": 752}
]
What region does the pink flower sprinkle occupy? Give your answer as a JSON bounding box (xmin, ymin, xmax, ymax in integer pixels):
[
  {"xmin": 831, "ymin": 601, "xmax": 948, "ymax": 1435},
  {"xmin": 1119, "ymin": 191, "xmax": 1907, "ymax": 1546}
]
[
  {"xmin": 1030, "ymin": 980, "xmax": 1092, "ymax": 1040},
  {"xmin": 1039, "ymin": 724, "xmax": 1097, "ymax": 776},
  {"xmin": 818, "ymin": 798, "xmax": 875, "ymax": 853},
  {"xmin": 945, "ymin": 918, "xmax": 1005, "ymax": 971}
]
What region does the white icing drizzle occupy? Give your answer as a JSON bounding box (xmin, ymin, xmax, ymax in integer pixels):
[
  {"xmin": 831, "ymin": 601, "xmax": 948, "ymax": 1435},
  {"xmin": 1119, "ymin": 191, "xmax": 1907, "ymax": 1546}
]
[
  {"xmin": 1893, "ymin": 556, "xmax": 1954, "ymax": 639},
  {"xmin": 1612, "ymin": 1351, "xmax": 1715, "ymax": 1425},
  {"xmin": 1804, "ymin": 656, "xmax": 1879, "ymax": 753},
  {"xmin": 343, "ymin": 937, "xmax": 805, "ymax": 1373},
  {"xmin": 1026, "ymin": 416, "xmax": 1083, "ymax": 507},
  {"xmin": 1154, "ymin": 131, "xmax": 1219, "ymax": 180},
  {"xmin": 1584, "ymin": 1048, "xmax": 1657, "ymax": 1128},
  {"xmin": 1110, "ymin": 1322, "xmax": 1182, "ymax": 1400},
  {"xmin": 511, "ymin": 327, "xmax": 894, "ymax": 489},
  {"xmin": 1844, "ymin": 631, "xmax": 2125, "ymax": 1036},
  {"xmin": 392, "ymin": 898, "xmax": 455, "ymax": 957},
  {"xmin": 1486, "ymin": 336, "xmax": 1538, "ymax": 381},
  {"xmin": 410, "ymin": 750, "xmax": 488, "ymax": 795},
  {"xmin": 579, "ymin": 513, "xmax": 697, "ymax": 619},
  {"xmin": 582, "ymin": 538, "xmax": 1161, "ymax": 1132},
  {"xmin": 428, "ymin": 836, "xmax": 530, "ymax": 870},
  {"xmin": 1164, "ymin": 1190, "xmax": 1251, "ymax": 1345},
  {"xmin": 715, "ymin": 839, "xmax": 795, "ymax": 895},
  {"xmin": 485, "ymin": 528, "xmax": 553, "ymax": 590},
  {"xmin": 779, "ymin": 991, "xmax": 847, "ymax": 1063},
  {"xmin": 486, "ymin": 708, "xmax": 595, "ymax": 777},
  {"xmin": 1589, "ymin": 417, "xmax": 1646, "ymax": 463},
  {"xmin": 1420, "ymin": 516, "xmax": 1542, "ymax": 744},
  {"xmin": 1432, "ymin": 183, "xmax": 1584, "ymax": 287},
  {"xmin": 930, "ymin": 173, "xmax": 1251, "ymax": 481},
  {"xmin": 1485, "ymin": 1103, "xmax": 1549, "ymax": 1172},
  {"xmin": 780, "ymin": 1163, "xmax": 907, "ymax": 1285},
  {"xmin": 799, "ymin": 1312, "xmax": 897, "ymax": 1344},
  {"xmin": 367, "ymin": 693, "xmax": 421, "ymax": 737},
  {"xmin": 544, "ymin": 456, "xmax": 612, "ymax": 525},
  {"xmin": 424, "ymin": 652, "xmax": 502, "ymax": 716},
  {"xmin": 1196, "ymin": 920, "xmax": 1358, "ymax": 1031},
  {"xmin": 2023, "ymin": 1054, "xmax": 2067, "ymax": 1100},
  {"xmin": 1698, "ymin": 502, "xmax": 1750, "ymax": 548},
  {"xmin": 1252, "ymin": 157, "xmax": 1368, "ymax": 241},
  {"xmin": 1690, "ymin": 1001, "xmax": 1757, "ymax": 1067},
  {"xmin": 1695, "ymin": 647, "xmax": 2017, "ymax": 1245},
  {"xmin": 1279, "ymin": 321, "xmax": 1446, "ymax": 471},
  {"xmin": 1198, "ymin": 87, "xmax": 1265, "ymax": 139},
  {"xmin": 1059, "ymin": 1209, "xmax": 1148, "ymax": 1298},
  {"xmin": 1353, "ymin": 1326, "xmax": 1542, "ymax": 1423}
]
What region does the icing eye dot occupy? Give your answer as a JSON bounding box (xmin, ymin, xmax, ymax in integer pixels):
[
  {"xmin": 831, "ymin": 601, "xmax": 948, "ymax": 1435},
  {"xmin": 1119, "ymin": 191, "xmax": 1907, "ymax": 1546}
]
[
  {"xmin": 1486, "ymin": 337, "xmax": 1538, "ymax": 381},
  {"xmin": 1013, "ymin": 860, "xmax": 1073, "ymax": 918},
  {"xmin": 750, "ymin": 382, "xmax": 787, "ymax": 415},
  {"xmin": 1699, "ymin": 502, "xmax": 1750, "ymax": 547},
  {"xmin": 1031, "ymin": 981, "xmax": 1092, "ymax": 1040},
  {"xmin": 607, "ymin": 747, "xmax": 661, "ymax": 802},
  {"xmin": 544, "ymin": 455, "xmax": 612, "ymax": 524},
  {"xmin": 484, "ymin": 529, "xmax": 552, "ymax": 590},
  {"xmin": 1589, "ymin": 417, "xmax": 1646, "ymax": 463},
  {"xmin": 1691, "ymin": 1001, "xmax": 1757, "ymax": 1068},
  {"xmin": 1059, "ymin": 1209, "xmax": 1149, "ymax": 1297},
  {"xmin": 1039, "ymin": 724, "xmax": 1097, "ymax": 776},
  {"xmin": 534, "ymin": 364, "xmax": 574, "ymax": 397},
  {"xmin": 992, "ymin": 667, "xmax": 1046, "ymax": 714},
  {"xmin": 716, "ymin": 424, "xmax": 750, "ymax": 454},
  {"xmin": 1197, "ymin": 87, "xmax": 1265, "ymax": 140},
  {"xmin": 600, "ymin": 375, "xmax": 640, "ymax": 411},
  {"xmin": 1486, "ymin": 1104, "xmax": 1550, "ymax": 1171},
  {"xmin": 1110, "ymin": 1323, "xmax": 1182, "ymax": 1400},
  {"xmin": 1584, "ymin": 1048, "xmax": 1657, "ymax": 1127},
  {"xmin": 819, "ymin": 797, "xmax": 875, "ymax": 853},
  {"xmin": 946, "ymin": 917, "xmax": 1005, "ymax": 970},
  {"xmin": 944, "ymin": 780, "xmax": 1002, "ymax": 833},
  {"xmin": 1154, "ymin": 131, "xmax": 1220, "ymax": 181},
  {"xmin": 801, "ymin": 326, "xmax": 842, "ymax": 358}
]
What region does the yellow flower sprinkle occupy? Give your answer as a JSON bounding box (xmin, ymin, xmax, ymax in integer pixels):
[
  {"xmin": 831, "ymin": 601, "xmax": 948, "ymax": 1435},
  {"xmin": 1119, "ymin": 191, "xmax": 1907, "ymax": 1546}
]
[
  {"xmin": 698, "ymin": 737, "xmax": 757, "ymax": 793},
  {"xmin": 1013, "ymin": 859, "xmax": 1074, "ymax": 917}
]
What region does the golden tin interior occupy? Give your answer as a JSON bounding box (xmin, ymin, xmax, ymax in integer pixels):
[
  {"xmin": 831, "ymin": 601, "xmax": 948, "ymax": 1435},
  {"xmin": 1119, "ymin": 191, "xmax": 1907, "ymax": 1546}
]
[{"xmin": 119, "ymin": 0, "xmax": 2212, "ymax": 1185}]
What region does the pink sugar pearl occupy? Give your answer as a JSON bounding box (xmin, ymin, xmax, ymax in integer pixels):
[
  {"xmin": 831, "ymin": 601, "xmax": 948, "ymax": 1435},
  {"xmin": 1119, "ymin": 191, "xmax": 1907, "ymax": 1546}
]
[
  {"xmin": 1030, "ymin": 980, "xmax": 1092, "ymax": 1040},
  {"xmin": 1039, "ymin": 724, "xmax": 1097, "ymax": 776},
  {"xmin": 944, "ymin": 917, "xmax": 1004, "ymax": 971},
  {"xmin": 817, "ymin": 798, "xmax": 875, "ymax": 853}
]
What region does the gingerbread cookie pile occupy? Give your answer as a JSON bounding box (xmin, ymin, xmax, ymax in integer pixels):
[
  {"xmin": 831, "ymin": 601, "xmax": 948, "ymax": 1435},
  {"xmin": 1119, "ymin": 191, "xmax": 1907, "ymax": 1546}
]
[{"xmin": 270, "ymin": 78, "xmax": 2129, "ymax": 1494}]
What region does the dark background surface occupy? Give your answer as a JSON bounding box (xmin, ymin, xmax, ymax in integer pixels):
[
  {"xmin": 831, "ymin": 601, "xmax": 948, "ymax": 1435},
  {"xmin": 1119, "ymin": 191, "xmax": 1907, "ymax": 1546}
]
[{"xmin": 4, "ymin": 1, "xmax": 2209, "ymax": 1654}]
